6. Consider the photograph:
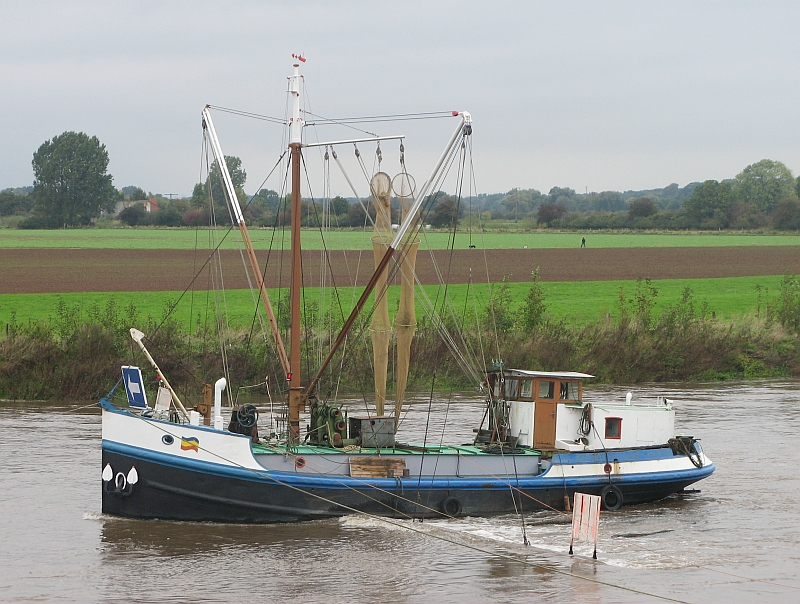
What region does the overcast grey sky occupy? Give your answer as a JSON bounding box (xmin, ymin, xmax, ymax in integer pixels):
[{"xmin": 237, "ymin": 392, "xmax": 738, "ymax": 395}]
[{"xmin": 2, "ymin": 1, "xmax": 799, "ymax": 197}]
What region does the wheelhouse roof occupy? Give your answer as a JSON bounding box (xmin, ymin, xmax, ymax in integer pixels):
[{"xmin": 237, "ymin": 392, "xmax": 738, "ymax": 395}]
[{"xmin": 496, "ymin": 369, "xmax": 595, "ymax": 380}]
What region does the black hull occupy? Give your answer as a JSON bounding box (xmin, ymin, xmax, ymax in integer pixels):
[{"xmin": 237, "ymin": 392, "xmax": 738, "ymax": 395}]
[{"xmin": 102, "ymin": 450, "xmax": 706, "ymax": 524}]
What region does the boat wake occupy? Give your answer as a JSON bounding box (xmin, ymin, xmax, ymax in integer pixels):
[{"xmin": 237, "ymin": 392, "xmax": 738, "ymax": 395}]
[{"xmin": 340, "ymin": 512, "xmax": 704, "ymax": 570}]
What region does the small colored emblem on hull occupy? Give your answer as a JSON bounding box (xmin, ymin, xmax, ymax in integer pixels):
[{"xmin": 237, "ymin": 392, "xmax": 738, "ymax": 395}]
[{"xmin": 181, "ymin": 437, "xmax": 199, "ymax": 452}]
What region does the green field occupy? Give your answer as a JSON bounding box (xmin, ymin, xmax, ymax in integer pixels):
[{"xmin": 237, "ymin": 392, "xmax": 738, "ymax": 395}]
[
  {"xmin": 2, "ymin": 229, "xmax": 788, "ymax": 334},
  {"xmin": 0, "ymin": 275, "xmax": 778, "ymax": 331},
  {"xmin": 0, "ymin": 228, "xmax": 798, "ymax": 250}
]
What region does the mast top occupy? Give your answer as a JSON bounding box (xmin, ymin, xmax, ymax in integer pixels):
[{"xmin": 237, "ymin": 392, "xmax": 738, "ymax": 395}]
[{"xmin": 288, "ymin": 62, "xmax": 304, "ymax": 145}]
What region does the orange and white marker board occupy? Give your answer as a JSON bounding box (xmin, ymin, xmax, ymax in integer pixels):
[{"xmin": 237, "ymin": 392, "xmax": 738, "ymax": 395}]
[{"xmin": 570, "ymin": 492, "xmax": 601, "ymax": 559}]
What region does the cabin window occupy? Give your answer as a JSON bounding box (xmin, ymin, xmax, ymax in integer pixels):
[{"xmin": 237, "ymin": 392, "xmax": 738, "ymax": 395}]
[
  {"xmin": 538, "ymin": 380, "xmax": 555, "ymax": 399},
  {"xmin": 520, "ymin": 380, "xmax": 533, "ymax": 399},
  {"xmin": 605, "ymin": 417, "xmax": 622, "ymax": 439},
  {"xmin": 504, "ymin": 379, "xmax": 519, "ymax": 400},
  {"xmin": 560, "ymin": 381, "xmax": 579, "ymax": 400}
]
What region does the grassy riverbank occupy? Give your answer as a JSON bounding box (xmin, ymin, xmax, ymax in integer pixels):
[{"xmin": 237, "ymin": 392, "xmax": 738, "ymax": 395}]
[
  {"xmin": 2, "ymin": 275, "xmax": 798, "ymax": 400},
  {"xmin": 0, "ymin": 275, "xmax": 783, "ymax": 329}
]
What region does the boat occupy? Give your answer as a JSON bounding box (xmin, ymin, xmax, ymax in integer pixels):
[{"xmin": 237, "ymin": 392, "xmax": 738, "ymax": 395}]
[{"xmin": 100, "ymin": 60, "xmax": 714, "ymax": 523}]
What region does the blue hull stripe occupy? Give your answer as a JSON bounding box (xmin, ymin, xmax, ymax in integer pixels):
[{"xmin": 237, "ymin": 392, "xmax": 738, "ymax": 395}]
[
  {"xmin": 103, "ymin": 439, "xmax": 715, "ymax": 492},
  {"xmin": 552, "ymin": 448, "xmax": 688, "ymax": 465}
]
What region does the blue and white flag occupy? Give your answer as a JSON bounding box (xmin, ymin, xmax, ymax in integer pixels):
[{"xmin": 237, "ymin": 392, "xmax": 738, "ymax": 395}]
[{"xmin": 121, "ymin": 366, "xmax": 148, "ymax": 408}]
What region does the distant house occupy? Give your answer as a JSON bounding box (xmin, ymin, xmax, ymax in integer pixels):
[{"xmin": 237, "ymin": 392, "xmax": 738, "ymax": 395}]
[{"xmin": 113, "ymin": 198, "xmax": 160, "ymax": 216}]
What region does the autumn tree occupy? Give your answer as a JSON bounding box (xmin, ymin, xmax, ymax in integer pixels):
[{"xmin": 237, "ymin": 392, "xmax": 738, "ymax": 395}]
[
  {"xmin": 118, "ymin": 204, "xmax": 147, "ymax": 226},
  {"xmin": 628, "ymin": 197, "xmax": 659, "ymax": 219},
  {"xmin": 536, "ymin": 202, "xmax": 566, "ymax": 225},
  {"xmin": 772, "ymin": 198, "xmax": 800, "ymax": 230}
]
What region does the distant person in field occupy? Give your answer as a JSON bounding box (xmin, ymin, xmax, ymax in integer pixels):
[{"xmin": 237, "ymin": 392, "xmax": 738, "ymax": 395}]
[{"xmin": 581, "ymin": 237, "xmax": 586, "ymax": 248}]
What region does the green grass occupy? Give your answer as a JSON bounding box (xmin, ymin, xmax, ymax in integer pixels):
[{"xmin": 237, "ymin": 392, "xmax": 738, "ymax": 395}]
[
  {"xmin": 0, "ymin": 276, "xmax": 781, "ymax": 331},
  {"xmin": 0, "ymin": 227, "xmax": 798, "ymax": 250},
  {"xmin": 443, "ymin": 276, "xmax": 780, "ymax": 324}
]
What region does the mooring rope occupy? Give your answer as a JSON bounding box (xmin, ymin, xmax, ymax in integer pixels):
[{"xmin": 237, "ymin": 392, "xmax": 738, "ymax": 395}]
[{"xmin": 107, "ymin": 404, "xmax": 691, "ymax": 603}]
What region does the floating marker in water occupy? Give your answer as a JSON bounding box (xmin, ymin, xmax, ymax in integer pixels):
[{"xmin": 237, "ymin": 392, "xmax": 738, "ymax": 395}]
[{"xmin": 569, "ymin": 492, "xmax": 601, "ymax": 559}]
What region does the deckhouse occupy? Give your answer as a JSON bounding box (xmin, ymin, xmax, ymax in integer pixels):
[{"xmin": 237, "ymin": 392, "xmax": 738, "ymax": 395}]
[{"xmin": 489, "ymin": 369, "xmax": 676, "ymax": 452}]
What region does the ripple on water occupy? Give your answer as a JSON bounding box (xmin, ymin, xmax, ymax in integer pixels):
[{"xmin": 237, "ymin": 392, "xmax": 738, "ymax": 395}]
[{"xmin": 2, "ymin": 383, "xmax": 800, "ymax": 603}]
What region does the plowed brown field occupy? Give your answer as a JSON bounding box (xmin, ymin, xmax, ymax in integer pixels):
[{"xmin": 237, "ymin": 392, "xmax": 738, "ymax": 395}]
[{"xmin": 1, "ymin": 246, "xmax": 799, "ymax": 294}]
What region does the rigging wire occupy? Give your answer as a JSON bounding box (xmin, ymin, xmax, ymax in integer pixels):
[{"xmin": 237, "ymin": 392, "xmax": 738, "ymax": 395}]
[
  {"xmin": 330, "ymin": 147, "xmax": 380, "ymax": 232},
  {"xmin": 117, "ymin": 410, "xmax": 692, "ymax": 604},
  {"xmin": 304, "ymin": 108, "xmax": 454, "ymax": 125},
  {"xmin": 301, "ymin": 108, "xmax": 379, "ymax": 137},
  {"xmin": 315, "ymin": 129, "xmax": 486, "ymax": 400},
  {"xmin": 237, "ymin": 157, "xmax": 290, "ymax": 402},
  {"xmin": 141, "ymin": 143, "xmax": 291, "ymax": 407},
  {"xmin": 415, "ymin": 371, "xmax": 438, "ymax": 517},
  {"xmin": 303, "ymin": 147, "xmax": 361, "ymax": 401},
  {"xmin": 355, "ymin": 144, "xmax": 393, "ymax": 234},
  {"xmin": 125, "ymin": 101, "xmax": 796, "ymax": 600},
  {"xmin": 205, "ymin": 174, "xmax": 233, "ymax": 394},
  {"xmin": 400, "ymin": 135, "xmax": 485, "ymax": 387},
  {"xmin": 204, "ymin": 104, "xmax": 453, "ymax": 127},
  {"xmin": 206, "ymin": 104, "xmax": 287, "ymax": 125}
]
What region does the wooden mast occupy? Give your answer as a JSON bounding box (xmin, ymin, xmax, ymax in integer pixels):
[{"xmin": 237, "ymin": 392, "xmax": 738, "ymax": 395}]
[
  {"xmin": 287, "ymin": 62, "xmax": 305, "ymax": 440},
  {"xmin": 288, "ymin": 142, "xmax": 303, "ymax": 438}
]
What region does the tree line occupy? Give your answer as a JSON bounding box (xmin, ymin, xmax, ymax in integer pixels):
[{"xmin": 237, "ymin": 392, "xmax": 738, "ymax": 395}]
[
  {"xmin": 3, "ymin": 130, "xmax": 800, "ymax": 231},
  {"xmin": 475, "ymin": 159, "xmax": 800, "ymax": 230}
]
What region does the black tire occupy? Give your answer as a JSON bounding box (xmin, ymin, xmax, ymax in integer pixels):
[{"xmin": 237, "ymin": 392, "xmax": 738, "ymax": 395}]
[
  {"xmin": 600, "ymin": 484, "xmax": 623, "ymax": 511},
  {"xmin": 442, "ymin": 497, "xmax": 462, "ymax": 517}
]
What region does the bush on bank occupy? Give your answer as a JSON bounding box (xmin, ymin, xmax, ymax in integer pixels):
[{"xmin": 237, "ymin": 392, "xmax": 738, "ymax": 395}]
[{"xmin": 1, "ymin": 277, "xmax": 799, "ymax": 401}]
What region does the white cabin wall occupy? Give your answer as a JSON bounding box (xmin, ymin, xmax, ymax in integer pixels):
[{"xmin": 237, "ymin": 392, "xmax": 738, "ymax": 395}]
[
  {"xmin": 509, "ymin": 401, "xmax": 534, "ymax": 447},
  {"xmin": 556, "ymin": 404, "xmax": 582, "ymax": 444},
  {"xmin": 589, "ymin": 406, "xmax": 675, "ymax": 449},
  {"xmin": 554, "ymin": 404, "xmax": 676, "ymax": 451}
]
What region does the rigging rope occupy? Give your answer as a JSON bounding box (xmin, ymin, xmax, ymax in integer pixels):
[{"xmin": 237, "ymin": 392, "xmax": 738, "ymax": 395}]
[
  {"xmin": 331, "ymin": 148, "xmax": 379, "ymax": 232},
  {"xmin": 115, "ymin": 407, "xmax": 693, "ymax": 604},
  {"xmin": 115, "ymin": 99, "xmax": 798, "ymax": 601},
  {"xmin": 206, "ymin": 104, "xmax": 287, "ymax": 125},
  {"xmin": 304, "ymin": 108, "xmax": 455, "ymax": 125}
]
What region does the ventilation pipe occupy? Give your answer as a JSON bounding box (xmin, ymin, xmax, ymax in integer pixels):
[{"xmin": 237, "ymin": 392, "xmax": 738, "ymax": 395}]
[{"xmin": 214, "ymin": 378, "xmax": 227, "ymax": 430}]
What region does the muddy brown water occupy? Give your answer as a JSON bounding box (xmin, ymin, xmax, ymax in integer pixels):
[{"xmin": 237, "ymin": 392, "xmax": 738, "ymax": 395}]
[{"xmin": 2, "ymin": 381, "xmax": 800, "ymax": 603}]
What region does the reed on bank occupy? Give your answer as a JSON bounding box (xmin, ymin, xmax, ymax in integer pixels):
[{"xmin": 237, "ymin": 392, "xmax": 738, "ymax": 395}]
[{"xmin": 1, "ymin": 276, "xmax": 799, "ymax": 401}]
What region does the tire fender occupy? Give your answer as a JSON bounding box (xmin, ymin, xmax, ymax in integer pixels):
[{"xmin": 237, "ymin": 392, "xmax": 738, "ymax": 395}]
[
  {"xmin": 600, "ymin": 484, "xmax": 623, "ymax": 511},
  {"xmin": 441, "ymin": 497, "xmax": 462, "ymax": 517}
]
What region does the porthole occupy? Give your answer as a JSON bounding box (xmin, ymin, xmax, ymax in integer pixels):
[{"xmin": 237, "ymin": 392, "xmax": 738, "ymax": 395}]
[{"xmin": 162, "ymin": 434, "xmax": 174, "ymax": 445}]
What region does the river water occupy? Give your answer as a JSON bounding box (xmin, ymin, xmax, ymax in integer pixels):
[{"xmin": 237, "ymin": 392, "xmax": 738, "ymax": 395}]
[{"xmin": 1, "ymin": 381, "xmax": 799, "ymax": 603}]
